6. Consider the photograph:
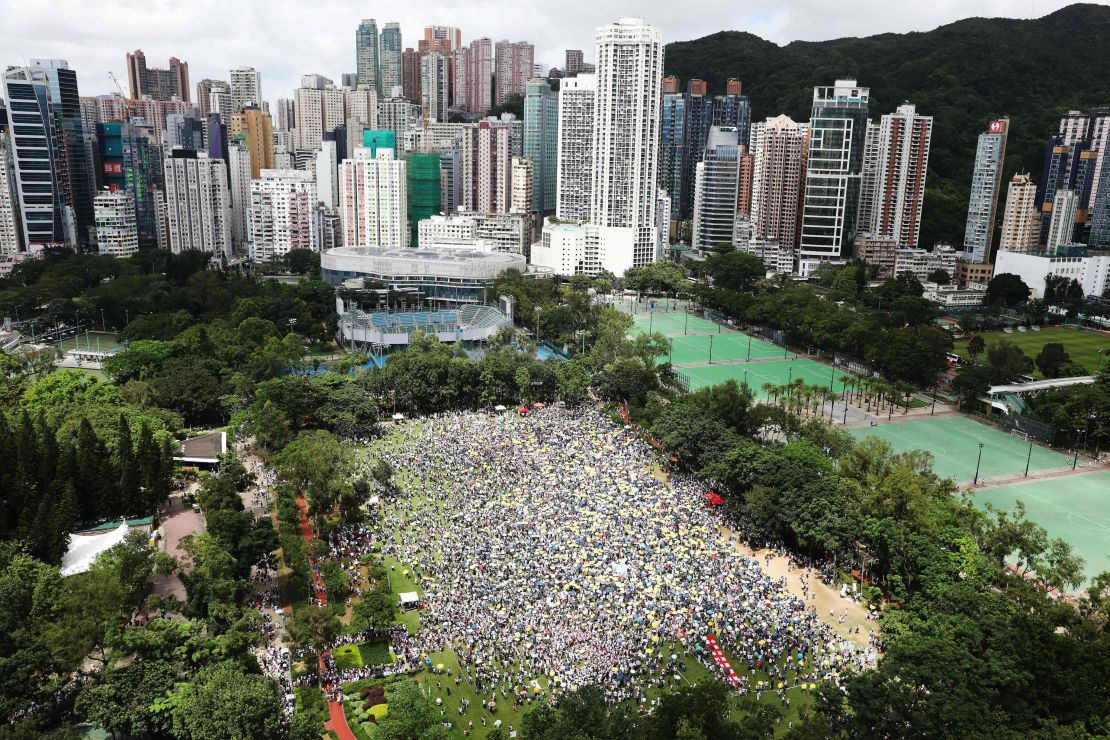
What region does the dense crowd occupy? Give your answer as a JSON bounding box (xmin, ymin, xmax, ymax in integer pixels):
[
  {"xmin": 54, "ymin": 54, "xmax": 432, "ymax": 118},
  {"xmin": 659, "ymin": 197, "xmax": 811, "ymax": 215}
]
[{"xmin": 357, "ymin": 408, "xmax": 876, "ymax": 708}]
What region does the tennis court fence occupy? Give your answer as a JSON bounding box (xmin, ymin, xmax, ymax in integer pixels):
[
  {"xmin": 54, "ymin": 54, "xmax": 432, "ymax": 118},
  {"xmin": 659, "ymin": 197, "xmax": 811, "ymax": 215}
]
[{"xmin": 996, "ymin": 414, "xmax": 1057, "ymax": 445}]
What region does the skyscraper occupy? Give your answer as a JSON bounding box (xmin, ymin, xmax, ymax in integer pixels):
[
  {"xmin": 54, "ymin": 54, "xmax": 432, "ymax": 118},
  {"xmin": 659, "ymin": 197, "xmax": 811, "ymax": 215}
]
[
  {"xmin": 421, "ymin": 53, "xmax": 451, "ymax": 123},
  {"xmin": 339, "ymin": 146, "xmax": 408, "ymax": 248},
  {"xmin": 2, "ymin": 66, "xmax": 70, "ymax": 247},
  {"xmin": 692, "ymin": 126, "xmax": 740, "ymax": 250},
  {"xmin": 356, "ymin": 19, "xmax": 381, "ymax": 94},
  {"xmin": 30, "ymin": 59, "xmax": 95, "ymax": 247},
  {"xmin": 466, "ymin": 39, "xmax": 494, "ymax": 115},
  {"xmin": 712, "ymin": 79, "xmax": 750, "ymax": 146},
  {"xmin": 93, "ymin": 190, "xmax": 138, "ymax": 258},
  {"xmin": 0, "ymin": 132, "xmax": 22, "ymax": 254},
  {"xmin": 380, "ymin": 23, "xmax": 403, "ymax": 95},
  {"xmin": 98, "ymin": 122, "xmax": 157, "ymax": 249},
  {"xmin": 294, "ymin": 84, "xmax": 345, "ymax": 151},
  {"xmin": 1089, "ymin": 156, "xmax": 1110, "ymax": 250},
  {"xmin": 196, "ymin": 79, "xmax": 230, "ymax": 119},
  {"xmin": 126, "ymin": 50, "xmax": 189, "ymax": 101},
  {"xmin": 590, "ymin": 18, "xmax": 664, "ymax": 268},
  {"xmin": 511, "ymin": 157, "xmax": 533, "ymax": 217},
  {"xmin": 798, "ymin": 79, "xmax": 870, "ymax": 272},
  {"xmin": 249, "ymin": 169, "xmax": 319, "ymax": 261},
  {"xmin": 659, "ymin": 91, "xmax": 686, "ymax": 224},
  {"xmin": 963, "ymin": 118, "xmax": 1009, "ymax": 263},
  {"xmin": 273, "ymin": 97, "xmax": 295, "ymax": 132},
  {"xmin": 402, "ymin": 49, "xmax": 422, "ymax": 103},
  {"xmin": 229, "ymin": 67, "xmax": 262, "ymax": 112},
  {"xmin": 461, "ymin": 118, "xmax": 520, "ymax": 214},
  {"xmin": 524, "ymin": 81, "xmax": 558, "ymax": 217},
  {"xmin": 1046, "ymin": 189, "xmax": 1079, "ymax": 253},
  {"xmin": 565, "ymin": 50, "xmax": 585, "ymax": 76},
  {"xmin": 228, "ymin": 141, "xmax": 252, "ymax": 250},
  {"xmin": 555, "ymin": 73, "xmax": 595, "ymax": 222},
  {"xmin": 420, "ymin": 26, "xmax": 463, "ymax": 55},
  {"xmin": 856, "ymin": 103, "xmax": 932, "ymax": 249},
  {"xmin": 229, "ymin": 107, "xmax": 274, "ymax": 178},
  {"xmin": 998, "ymin": 173, "xmax": 1040, "ymax": 254},
  {"xmin": 494, "ymin": 41, "xmax": 534, "ymax": 104},
  {"xmin": 749, "ymin": 115, "xmax": 808, "ymax": 251},
  {"xmin": 163, "ymin": 150, "xmax": 231, "ymax": 257}
]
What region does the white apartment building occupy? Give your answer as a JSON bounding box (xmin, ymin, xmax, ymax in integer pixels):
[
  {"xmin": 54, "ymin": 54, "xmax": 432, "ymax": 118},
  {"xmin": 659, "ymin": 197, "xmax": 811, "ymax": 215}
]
[
  {"xmin": 461, "ymin": 118, "xmax": 522, "ymax": 214},
  {"xmin": 511, "ymin": 157, "xmax": 533, "ymax": 216},
  {"xmin": 248, "ymin": 169, "xmax": 319, "ymax": 262},
  {"xmin": 590, "ymin": 18, "xmax": 664, "ymax": 269},
  {"xmin": 963, "ymin": 118, "xmax": 1009, "ymax": 263},
  {"xmin": 315, "ymin": 140, "xmax": 338, "ymax": 209},
  {"xmin": 892, "ymin": 244, "xmax": 958, "ymax": 282},
  {"xmin": 1046, "ymin": 189, "xmax": 1079, "ymax": 254},
  {"xmin": 344, "ymin": 86, "xmax": 378, "ymax": 129},
  {"xmin": 294, "ymin": 85, "xmax": 346, "ymax": 151},
  {"xmin": 228, "ymin": 142, "xmax": 253, "ymax": 251},
  {"xmin": 229, "ymin": 66, "xmax": 262, "ymax": 112},
  {"xmin": 748, "ymin": 115, "xmax": 807, "ymax": 251},
  {"xmin": 555, "ymin": 73, "xmax": 595, "ymax": 222},
  {"xmin": 856, "ymin": 103, "xmax": 933, "ymax": 249},
  {"xmin": 420, "ymin": 53, "xmax": 450, "ymax": 123},
  {"xmin": 998, "ymin": 173, "xmax": 1040, "ymax": 253},
  {"xmin": 0, "ymin": 133, "xmax": 19, "ymax": 255},
  {"xmin": 163, "ymin": 151, "xmax": 232, "ymax": 257},
  {"xmin": 338, "ymin": 147, "xmax": 407, "ymax": 249},
  {"xmin": 418, "ymin": 210, "xmax": 529, "ymax": 254},
  {"xmin": 93, "ymin": 190, "xmax": 138, "ymax": 258}
]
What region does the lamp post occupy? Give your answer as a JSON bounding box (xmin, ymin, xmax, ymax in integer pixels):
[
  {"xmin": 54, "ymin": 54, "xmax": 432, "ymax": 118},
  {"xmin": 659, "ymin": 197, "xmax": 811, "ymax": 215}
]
[
  {"xmin": 747, "ymin": 334, "xmax": 752, "ymax": 361},
  {"xmin": 1073, "ymin": 428, "xmax": 1084, "ymax": 470},
  {"xmin": 1025, "ymin": 436, "xmax": 1033, "ymax": 477},
  {"xmin": 973, "ymin": 442, "xmax": 985, "ymax": 485},
  {"xmin": 684, "ymin": 312, "xmax": 689, "ymax": 335},
  {"xmin": 535, "ymin": 307, "xmax": 542, "ymax": 347},
  {"xmin": 930, "ymin": 384, "xmax": 937, "ymax": 415},
  {"xmin": 708, "ymin": 334, "xmax": 714, "ymax": 364},
  {"xmin": 1097, "ymin": 349, "xmax": 1105, "ymax": 373}
]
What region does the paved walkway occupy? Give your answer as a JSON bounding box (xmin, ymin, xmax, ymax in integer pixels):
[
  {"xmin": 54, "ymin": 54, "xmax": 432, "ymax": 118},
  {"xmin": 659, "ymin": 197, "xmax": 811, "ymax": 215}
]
[
  {"xmin": 152, "ymin": 492, "xmax": 205, "ymax": 601},
  {"xmin": 295, "ymin": 494, "xmax": 355, "ymax": 740}
]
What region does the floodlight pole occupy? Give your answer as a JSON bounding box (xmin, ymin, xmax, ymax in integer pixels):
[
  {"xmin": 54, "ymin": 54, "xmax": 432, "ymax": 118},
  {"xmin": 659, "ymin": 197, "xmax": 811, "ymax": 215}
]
[
  {"xmin": 1025, "ymin": 437, "xmax": 1033, "ymax": 477},
  {"xmin": 973, "ymin": 442, "xmax": 985, "ymax": 485},
  {"xmin": 708, "ymin": 334, "xmax": 714, "ymax": 364},
  {"xmin": 747, "ymin": 335, "xmax": 752, "ymax": 361}
]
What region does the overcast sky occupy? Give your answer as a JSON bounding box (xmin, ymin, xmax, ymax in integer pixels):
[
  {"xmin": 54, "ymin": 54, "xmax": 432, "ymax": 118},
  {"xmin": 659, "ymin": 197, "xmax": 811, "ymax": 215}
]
[{"xmin": 2, "ymin": 0, "xmax": 1100, "ymax": 102}]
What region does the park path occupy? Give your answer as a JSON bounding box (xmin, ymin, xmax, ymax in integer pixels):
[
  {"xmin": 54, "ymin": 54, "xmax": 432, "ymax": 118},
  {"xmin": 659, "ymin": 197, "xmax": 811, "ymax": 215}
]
[{"xmin": 295, "ymin": 494, "xmax": 356, "ymax": 740}]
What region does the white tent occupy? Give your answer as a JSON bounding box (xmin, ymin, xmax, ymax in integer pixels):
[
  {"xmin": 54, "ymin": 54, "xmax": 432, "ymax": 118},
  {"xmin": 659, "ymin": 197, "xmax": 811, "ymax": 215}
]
[
  {"xmin": 398, "ymin": 591, "xmax": 420, "ymax": 610},
  {"xmin": 60, "ymin": 521, "xmax": 129, "ymax": 577}
]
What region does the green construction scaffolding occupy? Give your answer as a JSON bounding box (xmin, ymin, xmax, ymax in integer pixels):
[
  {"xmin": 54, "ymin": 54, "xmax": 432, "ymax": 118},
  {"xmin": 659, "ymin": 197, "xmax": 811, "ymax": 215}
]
[{"xmin": 405, "ymin": 153, "xmax": 442, "ymax": 247}]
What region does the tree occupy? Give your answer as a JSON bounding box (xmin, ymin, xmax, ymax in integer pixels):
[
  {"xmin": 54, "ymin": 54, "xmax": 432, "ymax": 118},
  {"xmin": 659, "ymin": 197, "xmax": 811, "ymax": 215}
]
[
  {"xmin": 704, "ymin": 251, "xmax": 764, "ymax": 293},
  {"xmin": 967, "ymin": 334, "xmax": 985, "ymax": 362},
  {"xmin": 951, "ymin": 364, "xmax": 991, "ymax": 409},
  {"xmin": 75, "ymin": 660, "xmax": 176, "ymax": 738},
  {"xmin": 926, "ymin": 268, "xmax": 951, "ymax": 285},
  {"xmin": 353, "ymin": 590, "xmax": 395, "ymax": 629},
  {"xmin": 167, "ymin": 661, "xmax": 285, "ymax": 740},
  {"xmin": 985, "ymin": 273, "xmax": 1031, "ymax": 307},
  {"xmin": 986, "ymin": 339, "xmax": 1034, "ymax": 384},
  {"xmin": 1035, "ymin": 342, "xmax": 1070, "ymax": 378}
]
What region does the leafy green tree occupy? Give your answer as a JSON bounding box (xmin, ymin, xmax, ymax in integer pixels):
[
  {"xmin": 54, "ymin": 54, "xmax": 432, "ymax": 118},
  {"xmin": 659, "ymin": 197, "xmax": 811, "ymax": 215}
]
[
  {"xmin": 986, "ymin": 339, "xmax": 1034, "ymax": 384},
  {"xmin": 166, "ymin": 661, "xmax": 285, "ymax": 740},
  {"xmin": 1035, "ymin": 342, "xmax": 1070, "ymax": 378},
  {"xmin": 967, "ymin": 334, "xmax": 985, "ymax": 362},
  {"xmin": 985, "ymin": 273, "xmax": 1031, "ymax": 307},
  {"xmin": 951, "ymin": 364, "xmax": 991, "ymax": 409},
  {"xmin": 75, "ymin": 660, "xmax": 176, "ymax": 738}
]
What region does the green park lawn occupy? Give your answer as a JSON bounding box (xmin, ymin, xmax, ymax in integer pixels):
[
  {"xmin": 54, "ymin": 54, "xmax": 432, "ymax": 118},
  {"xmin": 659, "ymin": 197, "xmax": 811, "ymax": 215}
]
[{"xmin": 953, "ymin": 326, "xmax": 1110, "ymax": 377}]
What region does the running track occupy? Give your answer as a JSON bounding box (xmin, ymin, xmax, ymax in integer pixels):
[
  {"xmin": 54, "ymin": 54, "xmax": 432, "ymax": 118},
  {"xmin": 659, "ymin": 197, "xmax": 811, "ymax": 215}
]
[{"xmin": 296, "ymin": 494, "xmax": 356, "ymax": 740}]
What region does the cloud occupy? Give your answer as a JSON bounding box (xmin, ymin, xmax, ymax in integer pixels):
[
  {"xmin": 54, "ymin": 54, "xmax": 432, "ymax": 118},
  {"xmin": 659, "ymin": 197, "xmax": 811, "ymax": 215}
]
[{"xmin": 0, "ymin": 0, "xmax": 1093, "ymax": 104}]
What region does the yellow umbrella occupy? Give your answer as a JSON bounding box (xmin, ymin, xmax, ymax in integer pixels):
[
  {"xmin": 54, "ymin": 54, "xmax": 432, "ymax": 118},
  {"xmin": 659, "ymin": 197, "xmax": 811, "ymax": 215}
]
[{"xmin": 436, "ymin": 663, "xmax": 444, "ymax": 671}]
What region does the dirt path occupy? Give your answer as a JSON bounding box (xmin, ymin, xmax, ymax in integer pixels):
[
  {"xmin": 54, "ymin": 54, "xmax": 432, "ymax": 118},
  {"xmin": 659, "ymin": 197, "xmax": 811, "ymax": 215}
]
[{"xmin": 720, "ymin": 526, "xmax": 876, "ymax": 650}]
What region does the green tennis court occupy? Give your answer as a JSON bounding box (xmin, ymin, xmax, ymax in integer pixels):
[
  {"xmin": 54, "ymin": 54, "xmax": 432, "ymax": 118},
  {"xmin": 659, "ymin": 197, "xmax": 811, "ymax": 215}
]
[
  {"xmin": 972, "ymin": 471, "xmax": 1110, "ymax": 586},
  {"xmin": 664, "ymin": 332, "xmax": 784, "ymax": 365},
  {"xmin": 677, "ymin": 358, "xmax": 848, "ymax": 396},
  {"xmin": 631, "ymin": 312, "xmax": 724, "ymax": 337},
  {"xmin": 847, "ymin": 416, "xmax": 1072, "ymax": 484}
]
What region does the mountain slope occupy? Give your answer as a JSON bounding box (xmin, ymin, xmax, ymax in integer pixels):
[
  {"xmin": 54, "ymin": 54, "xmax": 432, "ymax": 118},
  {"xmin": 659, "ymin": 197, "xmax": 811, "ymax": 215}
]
[{"xmin": 664, "ymin": 3, "xmax": 1110, "ymax": 248}]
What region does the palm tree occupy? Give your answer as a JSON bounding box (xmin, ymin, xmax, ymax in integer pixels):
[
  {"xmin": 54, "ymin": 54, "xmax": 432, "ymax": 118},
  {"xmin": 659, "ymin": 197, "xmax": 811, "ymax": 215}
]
[{"xmin": 761, "ymin": 382, "xmax": 777, "ymax": 407}]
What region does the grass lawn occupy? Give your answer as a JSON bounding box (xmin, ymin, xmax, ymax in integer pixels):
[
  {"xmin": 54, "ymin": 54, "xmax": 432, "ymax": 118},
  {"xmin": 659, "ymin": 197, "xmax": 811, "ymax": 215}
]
[
  {"xmin": 381, "ymin": 556, "xmax": 422, "ymax": 635},
  {"xmin": 333, "ymin": 644, "xmax": 364, "ymax": 671},
  {"xmin": 359, "ymin": 639, "xmax": 394, "ymax": 666},
  {"xmin": 953, "ymin": 326, "xmax": 1110, "ymax": 377}
]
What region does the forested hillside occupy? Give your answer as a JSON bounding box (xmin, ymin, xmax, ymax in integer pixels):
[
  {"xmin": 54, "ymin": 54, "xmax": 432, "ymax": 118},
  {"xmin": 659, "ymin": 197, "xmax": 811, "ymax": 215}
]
[{"xmin": 664, "ymin": 3, "xmax": 1110, "ymax": 248}]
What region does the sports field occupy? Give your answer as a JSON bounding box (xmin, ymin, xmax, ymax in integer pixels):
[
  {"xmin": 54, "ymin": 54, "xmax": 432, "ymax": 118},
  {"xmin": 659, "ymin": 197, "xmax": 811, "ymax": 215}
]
[
  {"xmin": 953, "ymin": 326, "xmax": 1110, "ymax": 377},
  {"xmin": 847, "ymin": 416, "xmax": 1072, "ymax": 483},
  {"xmin": 972, "ymin": 471, "xmax": 1110, "ymax": 585},
  {"xmin": 678, "ymin": 358, "xmax": 847, "ymax": 396},
  {"xmin": 664, "ymin": 332, "xmax": 784, "ymax": 365},
  {"xmin": 631, "ymin": 311, "xmax": 724, "ymax": 337}
]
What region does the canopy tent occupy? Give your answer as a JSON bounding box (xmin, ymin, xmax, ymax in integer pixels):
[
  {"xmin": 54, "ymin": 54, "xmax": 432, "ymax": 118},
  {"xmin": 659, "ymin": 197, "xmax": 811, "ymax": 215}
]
[
  {"xmin": 391, "ymin": 413, "xmax": 405, "ymax": 421},
  {"xmin": 60, "ymin": 521, "xmax": 129, "ymax": 577},
  {"xmin": 398, "ymin": 591, "xmax": 420, "ymax": 610},
  {"xmin": 704, "ymin": 492, "xmax": 724, "ymax": 507},
  {"xmin": 494, "ymin": 405, "xmax": 507, "ymax": 412}
]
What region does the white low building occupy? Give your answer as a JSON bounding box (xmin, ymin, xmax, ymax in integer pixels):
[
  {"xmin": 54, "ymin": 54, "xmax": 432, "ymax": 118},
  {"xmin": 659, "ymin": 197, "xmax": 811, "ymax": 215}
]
[
  {"xmin": 529, "ymin": 221, "xmax": 637, "ymax": 276},
  {"xmin": 893, "ymin": 244, "xmax": 959, "ymax": 282},
  {"xmin": 994, "ymin": 250, "xmax": 1110, "ymax": 300}
]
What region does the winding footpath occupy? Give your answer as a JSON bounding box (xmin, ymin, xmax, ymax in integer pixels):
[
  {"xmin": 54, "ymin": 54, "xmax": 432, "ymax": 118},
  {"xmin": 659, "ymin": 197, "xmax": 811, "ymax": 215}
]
[{"xmin": 295, "ymin": 494, "xmax": 356, "ymax": 740}]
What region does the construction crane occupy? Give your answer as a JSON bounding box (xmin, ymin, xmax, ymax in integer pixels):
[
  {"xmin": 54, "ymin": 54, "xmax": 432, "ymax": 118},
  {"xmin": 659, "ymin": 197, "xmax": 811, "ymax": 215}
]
[{"xmin": 106, "ymin": 71, "xmax": 134, "ymax": 121}]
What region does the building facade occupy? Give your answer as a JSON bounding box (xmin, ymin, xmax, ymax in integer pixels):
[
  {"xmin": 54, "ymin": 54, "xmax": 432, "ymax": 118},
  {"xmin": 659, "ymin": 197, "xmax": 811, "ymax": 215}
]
[
  {"xmin": 248, "ymin": 169, "xmax": 319, "ymax": 261},
  {"xmin": 356, "ymin": 19, "xmax": 381, "ymax": 94},
  {"xmin": 494, "ymin": 41, "xmax": 534, "ymax": 104},
  {"xmin": 338, "ymin": 146, "xmax": 408, "ymax": 248},
  {"xmin": 93, "ymin": 189, "xmax": 138, "ymax": 258},
  {"xmin": 380, "ymin": 23, "xmax": 403, "ymax": 95},
  {"xmin": 749, "ymin": 115, "xmax": 807, "ymax": 251},
  {"xmin": 998, "ymin": 173, "xmax": 1040, "ymax": 253},
  {"xmin": 692, "ymin": 126, "xmax": 740, "ymax": 250},
  {"xmin": 126, "ymin": 50, "xmax": 189, "ymax": 101},
  {"xmin": 229, "ymin": 67, "xmax": 262, "ymax": 112},
  {"xmin": 963, "ymin": 118, "xmax": 1009, "ymax": 263},
  {"xmin": 162, "ymin": 150, "xmax": 231, "ymax": 257},
  {"xmin": 421, "ymin": 53, "xmax": 451, "ymax": 123},
  {"xmin": 523, "ymin": 80, "xmax": 558, "ymax": 216}
]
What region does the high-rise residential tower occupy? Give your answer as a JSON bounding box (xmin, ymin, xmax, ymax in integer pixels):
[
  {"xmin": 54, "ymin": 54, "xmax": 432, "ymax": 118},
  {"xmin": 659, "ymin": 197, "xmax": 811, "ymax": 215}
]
[
  {"xmin": 126, "ymin": 50, "xmax": 189, "ymax": 101},
  {"xmin": 555, "ymin": 73, "xmax": 595, "ymax": 222},
  {"xmin": 749, "ymin": 115, "xmax": 808, "ymax": 251},
  {"xmin": 229, "ymin": 106, "xmax": 274, "ymax": 178},
  {"xmin": 565, "ymin": 50, "xmax": 585, "ymax": 76},
  {"xmin": 356, "ymin": 19, "xmax": 381, "ymax": 94},
  {"xmin": 1046, "ymin": 189, "xmax": 1079, "ymax": 253},
  {"xmin": 248, "ymin": 169, "xmax": 319, "ymax": 261},
  {"xmin": 590, "ymin": 18, "xmax": 664, "ymax": 268},
  {"xmin": 998, "ymin": 173, "xmax": 1040, "ymax": 254},
  {"xmin": 659, "ymin": 90, "xmax": 686, "ymax": 224},
  {"xmin": 402, "ymin": 49, "xmax": 422, "ymax": 103},
  {"xmin": 856, "ymin": 103, "xmax": 932, "ymax": 249},
  {"xmin": 196, "ymin": 79, "xmax": 230, "ymax": 118},
  {"xmin": 798, "ymin": 79, "xmax": 870, "ymax": 272},
  {"xmin": 163, "ymin": 150, "xmax": 231, "ymax": 257},
  {"xmin": 494, "ymin": 41, "xmax": 534, "ymax": 104},
  {"xmin": 98, "ymin": 122, "xmax": 157, "ymax": 249},
  {"xmin": 229, "ymin": 67, "xmax": 262, "ymax": 112},
  {"xmin": 338, "ymin": 146, "xmax": 408, "ymax": 248},
  {"xmin": 0, "ymin": 132, "xmax": 20, "ymax": 254},
  {"xmin": 93, "ymin": 190, "xmax": 138, "ymax": 258},
  {"xmin": 963, "ymin": 117, "xmax": 1009, "ymax": 263},
  {"xmin": 421, "ymin": 53, "xmax": 451, "ymax": 123},
  {"xmin": 380, "ymin": 23, "xmax": 403, "ymax": 95}
]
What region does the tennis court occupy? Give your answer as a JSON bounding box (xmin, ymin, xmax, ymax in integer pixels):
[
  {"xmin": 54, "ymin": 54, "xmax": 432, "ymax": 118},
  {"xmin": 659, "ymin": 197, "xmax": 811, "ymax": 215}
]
[
  {"xmin": 664, "ymin": 332, "xmax": 784, "ymax": 365},
  {"xmin": 677, "ymin": 358, "xmax": 848, "ymax": 396},
  {"xmin": 847, "ymin": 416, "xmax": 1072, "ymax": 483},
  {"xmin": 631, "ymin": 311, "xmax": 724, "ymax": 337},
  {"xmin": 972, "ymin": 471, "xmax": 1110, "ymax": 586}
]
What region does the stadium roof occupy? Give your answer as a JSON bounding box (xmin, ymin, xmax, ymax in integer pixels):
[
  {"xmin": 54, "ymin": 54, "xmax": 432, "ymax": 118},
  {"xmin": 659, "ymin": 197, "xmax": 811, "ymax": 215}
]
[{"xmin": 323, "ymin": 245, "xmax": 526, "ymax": 281}]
